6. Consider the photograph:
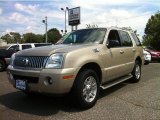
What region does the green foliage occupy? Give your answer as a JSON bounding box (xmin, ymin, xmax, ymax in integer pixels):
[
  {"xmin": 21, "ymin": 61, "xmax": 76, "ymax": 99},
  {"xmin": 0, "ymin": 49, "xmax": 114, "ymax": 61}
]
[
  {"xmin": 1, "ymin": 32, "xmax": 22, "ymax": 43},
  {"xmin": 23, "ymin": 33, "xmax": 36, "ymax": 43},
  {"xmin": 46, "ymin": 28, "xmax": 62, "ymax": 43},
  {"xmin": 143, "ymin": 11, "xmax": 160, "ymax": 50},
  {"xmin": 23, "ymin": 33, "xmax": 44, "ymax": 43},
  {"xmin": 1, "ymin": 28, "xmax": 62, "ymax": 44}
]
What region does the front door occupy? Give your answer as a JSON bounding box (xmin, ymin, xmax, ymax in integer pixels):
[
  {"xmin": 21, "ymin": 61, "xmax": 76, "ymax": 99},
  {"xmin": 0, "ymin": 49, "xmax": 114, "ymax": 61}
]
[{"xmin": 104, "ymin": 30, "xmax": 126, "ymax": 82}]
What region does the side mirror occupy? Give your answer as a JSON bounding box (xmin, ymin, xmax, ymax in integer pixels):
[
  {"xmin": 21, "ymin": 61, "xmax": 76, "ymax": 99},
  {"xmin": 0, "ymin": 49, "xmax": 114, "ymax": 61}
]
[{"xmin": 107, "ymin": 40, "xmax": 120, "ymax": 48}]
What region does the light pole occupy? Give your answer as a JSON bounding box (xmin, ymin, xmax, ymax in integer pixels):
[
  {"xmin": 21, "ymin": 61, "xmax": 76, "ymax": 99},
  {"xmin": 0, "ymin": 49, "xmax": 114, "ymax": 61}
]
[
  {"xmin": 42, "ymin": 16, "xmax": 48, "ymax": 43},
  {"xmin": 61, "ymin": 7, "xmax": 68, "ymax": 34}
]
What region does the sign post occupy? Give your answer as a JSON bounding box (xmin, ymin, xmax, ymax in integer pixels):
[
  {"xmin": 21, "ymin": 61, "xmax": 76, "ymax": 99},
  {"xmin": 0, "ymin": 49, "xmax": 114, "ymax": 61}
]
[{"xmin": 68, "ymin": 7, "xmax": 80, "ymax": 31}]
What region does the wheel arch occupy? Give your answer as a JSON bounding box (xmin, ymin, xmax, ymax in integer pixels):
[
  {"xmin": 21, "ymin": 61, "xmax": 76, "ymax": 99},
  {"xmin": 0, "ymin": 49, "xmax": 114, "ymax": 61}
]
[
  {"xmin": 75, "ymin": 62, "xmax": 102, "ymax": 83},
  {"xmin": 135, "ymin": 56, "xmax": 142, "ymax": 66}
]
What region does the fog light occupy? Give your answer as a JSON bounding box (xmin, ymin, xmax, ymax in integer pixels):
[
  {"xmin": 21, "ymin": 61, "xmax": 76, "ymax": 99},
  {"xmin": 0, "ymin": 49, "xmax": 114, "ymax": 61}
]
[
  {"xmin": 8, "ymin": 72, "xmax": 13, "ymax": 80},
  {"xmin": 44, "ymin": 77, "xmax": 53, "ymax": 86},
  {"xmin": 47, "ymin": 77, "xmax": 53, "ymax": 84}
]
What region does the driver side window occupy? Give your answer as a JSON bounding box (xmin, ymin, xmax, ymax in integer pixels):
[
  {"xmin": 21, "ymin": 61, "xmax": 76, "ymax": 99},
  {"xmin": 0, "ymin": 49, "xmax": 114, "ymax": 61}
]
[{"xmin": 107, "ymin": 30, "xmax": 121, "ymax": 48}]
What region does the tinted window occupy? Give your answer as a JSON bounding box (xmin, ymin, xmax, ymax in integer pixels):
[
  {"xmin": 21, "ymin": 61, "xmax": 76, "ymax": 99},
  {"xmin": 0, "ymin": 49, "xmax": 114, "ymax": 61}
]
[
  {"xmin": 34, "ymin": 44, "xmax": 52, "ymax": 47},
  {"xmin": 22, "ymin": 45, "xmax": 32, "ymax": 50},
  {"xmin": 131, "ymin": 33, "xmax": 141, "ymax": 46},
  {"xmin": 8, "ymin": 45, "xmax": 19, "ymax": 50},
  {"xmin": 62, "ymin": 28, "xmax": 106, "ymax": 44},
  {"xmin": 119, "ymin": 31, "xmax": 133, "ymax": 47},
  {"xmin": 108, "ymin": 30, "xmax": 121, "ymax": 47}
]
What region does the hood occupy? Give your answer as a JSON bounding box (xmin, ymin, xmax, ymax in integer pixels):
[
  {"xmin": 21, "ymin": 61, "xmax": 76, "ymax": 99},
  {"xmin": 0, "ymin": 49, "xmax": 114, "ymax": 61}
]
[
  {"xmin": 16, "ymin": 44, "xmax": 101, "ymax": 56},
  {"xmin": 152, "ymin": 50, "xmax": 160, "ymax": 53}
]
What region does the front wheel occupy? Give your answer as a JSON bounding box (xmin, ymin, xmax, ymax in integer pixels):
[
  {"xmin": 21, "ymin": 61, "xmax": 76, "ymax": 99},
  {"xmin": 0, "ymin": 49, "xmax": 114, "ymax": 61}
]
[
  {"xmin": 130, "ymin": 61, "xmax": 141, "ymax": 83},
  {"xmin": 72, "ymin": 69, "xmax": 100, "ymax": 109}
]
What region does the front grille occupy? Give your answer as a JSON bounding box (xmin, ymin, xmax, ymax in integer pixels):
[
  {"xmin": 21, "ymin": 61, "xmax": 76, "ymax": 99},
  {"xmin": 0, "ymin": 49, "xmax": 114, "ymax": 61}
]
[
  {"xmin": 13, "ymin": 75, "xmax": 39, "ymax": 83},
  {"xmin": 14, "ymin": 56, "xmax": 48, "ymax": 69}
]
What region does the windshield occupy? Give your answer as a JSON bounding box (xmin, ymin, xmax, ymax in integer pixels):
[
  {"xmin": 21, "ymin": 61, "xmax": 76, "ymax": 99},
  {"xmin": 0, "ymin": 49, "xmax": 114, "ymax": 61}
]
[{"xmin": 62, "ymin": 28, "xmax": 107, "ymax": 44}]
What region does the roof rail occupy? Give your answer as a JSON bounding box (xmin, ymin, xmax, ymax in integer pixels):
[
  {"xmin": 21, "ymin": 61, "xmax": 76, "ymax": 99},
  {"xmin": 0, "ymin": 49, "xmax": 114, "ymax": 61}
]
[
  {"xmin": 120, "ymin": 27, "xmax": 133, "ymax": 32},
  {"xmin": 109, "ymin": 26, "xmax": 134, "ymax": 32}
]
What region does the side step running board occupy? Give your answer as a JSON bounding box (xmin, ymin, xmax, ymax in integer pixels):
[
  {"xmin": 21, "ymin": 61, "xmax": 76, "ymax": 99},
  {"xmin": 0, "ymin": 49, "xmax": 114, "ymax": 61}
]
[{"xmin": 100, "ymin": 74, "xmax": 133, "ymax": 90}]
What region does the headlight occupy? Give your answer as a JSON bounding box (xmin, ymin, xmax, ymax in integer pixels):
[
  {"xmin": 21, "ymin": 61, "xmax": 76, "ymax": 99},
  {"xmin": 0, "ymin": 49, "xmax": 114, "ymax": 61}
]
[
  {"xmin": 10, "ymin": 53, "xmax": 15, "ymax": 66},
  {"xmin": 45, "ymin": 53, "xmax": 64, "ymax": 69}
]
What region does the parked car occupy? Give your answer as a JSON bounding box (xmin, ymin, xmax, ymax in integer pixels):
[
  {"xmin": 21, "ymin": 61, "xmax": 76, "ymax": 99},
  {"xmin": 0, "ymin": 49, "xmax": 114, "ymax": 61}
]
[
  {"xmin": 7, "ymin": 43, "xmax": 52, "ymax": 51},
  {"xmin": 0, "ymin": 43, "xmax": 52, "ymax": 71},
  {"xmin": 145, "ymin": 46, "xmax": 160, "ymax": 62},
  {"xmin": 143, "ymin": 49, "xmax": 151, "ymax": 65},
  {"xmin": 7, "ymin": 27, "xmax": 144, "ymax": 109}
]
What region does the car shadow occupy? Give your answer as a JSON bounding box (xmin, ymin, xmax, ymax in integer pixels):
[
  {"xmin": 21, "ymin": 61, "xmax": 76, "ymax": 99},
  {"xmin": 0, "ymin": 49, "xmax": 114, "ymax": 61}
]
[
  {"xmin": 0, "ymin": 82, "xmax": 130, "ymax": 116},
  {"xmin": 0, "ymin": 91, "xmax": 83, "ymax": 116}
]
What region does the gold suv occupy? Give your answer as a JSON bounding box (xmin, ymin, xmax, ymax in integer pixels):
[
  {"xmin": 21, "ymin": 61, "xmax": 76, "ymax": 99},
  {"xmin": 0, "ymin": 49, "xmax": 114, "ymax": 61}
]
[{"xmin": 7, "ymin": 27, "xmax": 144, "ymax": 109}]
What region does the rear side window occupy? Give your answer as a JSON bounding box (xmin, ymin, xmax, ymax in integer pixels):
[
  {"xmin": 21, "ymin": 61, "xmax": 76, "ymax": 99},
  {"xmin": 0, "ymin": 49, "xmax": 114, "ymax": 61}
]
[
  {"xmin": 34, "ymin": 44, "xmax": 52, "ymax": 47},
  {"xmin": 119, "ymin": 31, "xmax": 133, "ymax": 47},
  {"xmin": 131, "ymin": 33, "xmax": 141, "ymax": 46},
  {"xmin": 22, "ymin": 45, "xmax": 32, "ymax": 50},
  {"xmin": 107, "ymin": 30, "xmax": 121, "ymax": 48}
]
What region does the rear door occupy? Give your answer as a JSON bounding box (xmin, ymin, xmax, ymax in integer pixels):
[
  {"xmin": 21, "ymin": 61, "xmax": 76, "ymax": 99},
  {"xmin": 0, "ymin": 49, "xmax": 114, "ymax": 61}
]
[{"xmin": 118, "ymin": 30, "xmax": 135, "ymax": 74}]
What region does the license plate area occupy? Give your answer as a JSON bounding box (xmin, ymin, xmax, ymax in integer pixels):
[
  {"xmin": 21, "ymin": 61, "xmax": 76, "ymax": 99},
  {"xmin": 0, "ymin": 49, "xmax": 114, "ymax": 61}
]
[{"xmin": 16, "ymin": 80, "xmax": 27, "ymax": 90}]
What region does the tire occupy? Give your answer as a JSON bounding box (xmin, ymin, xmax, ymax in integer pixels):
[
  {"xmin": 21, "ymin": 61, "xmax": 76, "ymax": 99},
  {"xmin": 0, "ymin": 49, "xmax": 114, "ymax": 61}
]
[
  {"xmin": 72, "ymin": 69, "xmax": 100, "ymax": 109},
  {"xmin": 144, "ymin": 61, "xmax": 149, "ymax": 65},
  {"xmin": 0, "ymin": 59, "xmax": 6, "ymax": 72},
  {"xmin": 130, "ymin": 60, "xmax": 141, "ymax": 83}
]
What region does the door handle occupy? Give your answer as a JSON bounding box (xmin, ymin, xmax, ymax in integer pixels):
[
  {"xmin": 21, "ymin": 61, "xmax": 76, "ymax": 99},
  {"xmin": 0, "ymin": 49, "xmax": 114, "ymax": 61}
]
[
  {"xmin": 120, "ymin": 50, "xmax": 124, "ymax": 54},
  {"xmin": 132, "ymin": 49, "xmax": 136, "ymax": 52}
]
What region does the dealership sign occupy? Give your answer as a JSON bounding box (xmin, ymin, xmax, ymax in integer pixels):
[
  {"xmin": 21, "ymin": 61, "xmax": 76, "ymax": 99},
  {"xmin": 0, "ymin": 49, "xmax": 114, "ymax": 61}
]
[{"xmin": 68, "ymin": 7, "xmax": 80, "ymax": 26}]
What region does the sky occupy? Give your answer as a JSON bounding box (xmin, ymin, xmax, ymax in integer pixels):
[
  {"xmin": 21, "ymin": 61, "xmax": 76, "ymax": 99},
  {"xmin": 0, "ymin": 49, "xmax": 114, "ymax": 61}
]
[{"xmin": 0, "ymin": 0, "xmax": 160, "ymax": 39}]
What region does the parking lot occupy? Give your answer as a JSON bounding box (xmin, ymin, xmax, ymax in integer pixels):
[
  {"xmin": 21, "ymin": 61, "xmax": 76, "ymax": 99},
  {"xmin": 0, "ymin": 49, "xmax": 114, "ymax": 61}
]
[{"xmin": 0, "ymin": 63, "xmax": 160, "ymax": 120}]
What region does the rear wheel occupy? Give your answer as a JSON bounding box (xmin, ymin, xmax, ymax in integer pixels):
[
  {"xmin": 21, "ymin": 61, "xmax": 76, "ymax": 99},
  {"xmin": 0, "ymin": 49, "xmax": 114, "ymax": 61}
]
[
  {"xmin": 130, "ymin": 60, "xmax": 141, "ymax": 83},
  {"xmin": 0, "ymin": 59, "xmax": 6, "ymax": 72},
  {"xmin": 72, "ymin": 69, "xmax": 100, "ymax": 109}
]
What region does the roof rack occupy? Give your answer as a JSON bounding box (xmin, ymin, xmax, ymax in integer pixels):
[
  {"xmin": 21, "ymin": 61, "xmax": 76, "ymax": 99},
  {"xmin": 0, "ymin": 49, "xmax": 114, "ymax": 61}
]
[
  {"xmin": 109, "ymin": 26, "xmax": 134, "ymax": 32},
  {"xmin": 120, "ymin": 27, "xmax": 134, "ymax": 32}
]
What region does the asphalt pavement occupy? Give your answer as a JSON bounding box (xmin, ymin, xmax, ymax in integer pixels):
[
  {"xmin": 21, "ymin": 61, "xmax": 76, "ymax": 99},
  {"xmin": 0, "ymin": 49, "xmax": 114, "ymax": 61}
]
[{"xmin": 0, "ymin": 63, "xmax": 160, "ymax": 120}]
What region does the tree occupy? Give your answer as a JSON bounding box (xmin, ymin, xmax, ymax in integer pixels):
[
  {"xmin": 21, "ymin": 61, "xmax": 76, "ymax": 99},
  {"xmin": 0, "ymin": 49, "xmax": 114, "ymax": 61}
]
[
  {"xmin": 143, "ymin": 11, "xmax": 160, "ymax": 50},
  {"xmin": 23, "ymin": 33, "xmax": 36, "ymax": 43},
  {"xmin": 23, "ymin": 33, "xmax": 44, "ymax": 43},
  {"xmin": 46, "ymin": 28, "xmax": 62, "ymax": 43},
  {"xmin": 35, "ymin": 34, "xmax": 45, "ymax": 43},
  {"xmin": 1, "ymin": 34, "xmax": 13, "ymax": 43},
  {"xmin": 1, "ymin": 32, "xmax": 22, "ymax": 43},
  {"xmin": 1, "ymin": 28, "xmax": 61, "ymax": 44}
]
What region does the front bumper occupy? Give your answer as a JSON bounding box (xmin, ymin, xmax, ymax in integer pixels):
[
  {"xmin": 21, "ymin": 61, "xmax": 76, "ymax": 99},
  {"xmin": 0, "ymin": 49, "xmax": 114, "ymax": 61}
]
[
  {"xmin": 7, "ymin": 65, "xmax": 80, "ymax": 94},
  {"xmin": 151, "ymin": 56, "xmax": 160, "ymax": 61}
]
